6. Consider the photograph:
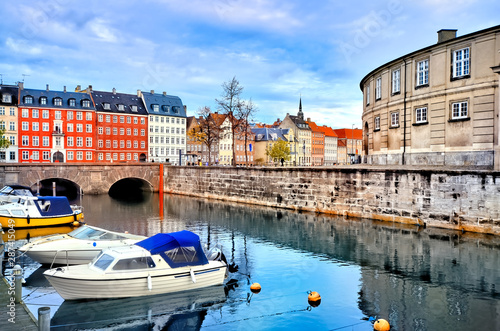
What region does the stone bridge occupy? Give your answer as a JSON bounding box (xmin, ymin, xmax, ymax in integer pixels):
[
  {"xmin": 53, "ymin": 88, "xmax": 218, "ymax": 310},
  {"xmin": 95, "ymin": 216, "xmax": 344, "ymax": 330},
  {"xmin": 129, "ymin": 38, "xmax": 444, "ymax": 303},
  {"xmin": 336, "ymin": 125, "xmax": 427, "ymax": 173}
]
[{"xmin": 0, "ymin": 163, "xmax": 161, "ymax": 195}]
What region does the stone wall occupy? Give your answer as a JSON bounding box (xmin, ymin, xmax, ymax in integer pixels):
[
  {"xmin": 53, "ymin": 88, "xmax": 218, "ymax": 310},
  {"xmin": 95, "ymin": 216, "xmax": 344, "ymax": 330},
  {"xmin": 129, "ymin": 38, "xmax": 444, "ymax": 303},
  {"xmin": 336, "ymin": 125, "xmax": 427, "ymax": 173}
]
[{"xmin": 163, "ymin": 166, "xmax": 500, "ymax": 235}]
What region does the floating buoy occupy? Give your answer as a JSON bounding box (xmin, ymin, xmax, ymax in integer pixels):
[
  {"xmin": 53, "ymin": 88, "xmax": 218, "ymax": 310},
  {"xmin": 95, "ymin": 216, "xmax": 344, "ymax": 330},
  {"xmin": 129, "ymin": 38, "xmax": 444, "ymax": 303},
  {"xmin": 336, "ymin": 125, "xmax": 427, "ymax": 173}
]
[
  {"xmin": 373, "ymin": 319, "xmax": 390, "ymax": 331},
  {"xmin": 73, "ymin": 221, "xmax": 81, "ymax": 226},
  {"xmin": 250, "ymin": 283, "xmax": 261, "ymax": 293},
  {"xmin": 308, "ymin": 291, "xmax": 321, "ymax": 307}
]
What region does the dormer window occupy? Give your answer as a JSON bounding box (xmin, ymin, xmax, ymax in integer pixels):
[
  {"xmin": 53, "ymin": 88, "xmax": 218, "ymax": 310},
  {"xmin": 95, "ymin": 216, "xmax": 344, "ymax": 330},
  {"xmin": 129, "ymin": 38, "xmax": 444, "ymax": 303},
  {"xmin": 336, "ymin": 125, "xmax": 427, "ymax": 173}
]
[
  {"xmin": 152, "ymin": 104, "xmax": 159, "ymax": 112},
  {"xmin": 40, "ymin": 96, "xmax": 47, "ymax": 105},
  {"xmin": 130, "ymin": 105, "xmax": 138, "ymax": 112},
  {"xmin": 2, "ymin": 94, "xmax": 11, "ymax": 103},
  {"xmin": 68, "ymin": 98, "xmax": 76, "ymax": 107},
  {"xmin": 103, "ymin": 102, "xmax": 111, "ymax": 110},
  {"xmin": 172, "ymin": 106, "xmax": 180, "ymax": 113},
  {"xmin": 53, "ymin": 97, "xmax": 63, "ymax": 106},
  {"xmin": 117, "ymin": 104, "xmax": 125, "ymax": 111},
  {"xmin": 82, "ymin": 99, "xmax": 91, "ymax": 108},
  {"xmin": 162, "ymin": 105, "xmax": 170, "ymax": 112},
  {"xmin": 24, "ymin": 96, "xmax": 33, "ymax": 104}
]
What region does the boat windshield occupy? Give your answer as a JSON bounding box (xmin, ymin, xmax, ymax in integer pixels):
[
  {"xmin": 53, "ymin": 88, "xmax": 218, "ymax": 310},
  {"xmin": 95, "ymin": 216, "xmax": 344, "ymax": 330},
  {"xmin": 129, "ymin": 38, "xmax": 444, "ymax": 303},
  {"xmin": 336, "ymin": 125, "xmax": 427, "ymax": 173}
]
[
  {"xmin": 69, "ymin": 226, "xmax": 128, "ymax": 240},
  {"xmin": 112, "ymin": 256, "xmax": 156, "ymax": 270},
  {"xmin": 0, "ymin": 186, "xmax": 33, "ymax": 196},
  {"xmin": 93, "ymin": 253, "xmax": 115, "ymax": 271}
]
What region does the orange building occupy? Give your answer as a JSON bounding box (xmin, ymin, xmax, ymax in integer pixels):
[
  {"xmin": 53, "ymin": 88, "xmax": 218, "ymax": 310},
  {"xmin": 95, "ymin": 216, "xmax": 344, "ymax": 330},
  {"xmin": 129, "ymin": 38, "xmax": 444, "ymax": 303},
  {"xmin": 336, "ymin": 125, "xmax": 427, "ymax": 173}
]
[
  {"xmin": 333, "ymin": 128, "xmax": 363, "ymax": 164},
  {"xmin": 306, "ymin": 120, "xmax": 325, "ymax": 166},
  {"xmin": 18, "ymin": 84, "xmax": 95, "ymax": 163}
]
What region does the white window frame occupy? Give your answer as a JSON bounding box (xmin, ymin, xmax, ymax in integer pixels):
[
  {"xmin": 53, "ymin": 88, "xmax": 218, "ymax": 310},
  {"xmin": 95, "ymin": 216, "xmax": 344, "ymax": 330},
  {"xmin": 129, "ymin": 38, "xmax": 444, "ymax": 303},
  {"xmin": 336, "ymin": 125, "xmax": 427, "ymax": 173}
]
[
  {"xmin": 392, "ymin": 69, "xmax": 400, "ymax": 94},
  {"xmin": 374, "ymin": 117, "xmax": 380, "ymax": 130},
  {"xmin": 366, "ymin": 84, "xmax": 370, "ymax": 105},
  {"xmin": 391, "ymin": 112, "xmax": 399, "ymax": 127},
  {"xmin": 417, "ymin": 59, "xmax": 429, "ymax": 86},
  {"xmin": 452, "ymin": 101, "xmax": 468, "ymax": 119},
  {"xmin": 375, "ymin": 77, "xmax": 382, "ymax": 100},
  {"xmin": 453, "ymin": 47, "xmax": 470, "ymax": 78},
  {"xmin": 415, "ymin": 107, "xmax": 427, "ymax": 124}
]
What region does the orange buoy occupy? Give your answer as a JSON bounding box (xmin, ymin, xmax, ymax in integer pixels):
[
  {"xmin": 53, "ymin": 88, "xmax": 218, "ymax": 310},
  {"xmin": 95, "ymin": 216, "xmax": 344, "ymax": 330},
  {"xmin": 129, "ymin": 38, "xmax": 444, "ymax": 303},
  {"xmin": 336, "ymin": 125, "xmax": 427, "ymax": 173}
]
[
  {"xmin": 373, "ymin": 319, "xmax": 390, "ymax": 331},
  {"xmin": 308, "ymin": 291, "xmax": 321, "ymax": 307},
  {"xmin": 250, "ymin": 283, "xmax": 261, "ymax": 293},
  {"xmin": 73, "ymin": 221, "xmax": 81, "ymax": 226}
]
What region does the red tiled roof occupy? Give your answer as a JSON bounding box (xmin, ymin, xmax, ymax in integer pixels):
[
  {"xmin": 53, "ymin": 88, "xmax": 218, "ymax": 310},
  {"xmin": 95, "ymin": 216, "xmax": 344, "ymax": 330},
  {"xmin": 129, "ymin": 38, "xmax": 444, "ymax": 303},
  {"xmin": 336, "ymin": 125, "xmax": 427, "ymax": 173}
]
[{"xmin": 333, "ymin": 128, "xmax": 362, "ymax": 140}]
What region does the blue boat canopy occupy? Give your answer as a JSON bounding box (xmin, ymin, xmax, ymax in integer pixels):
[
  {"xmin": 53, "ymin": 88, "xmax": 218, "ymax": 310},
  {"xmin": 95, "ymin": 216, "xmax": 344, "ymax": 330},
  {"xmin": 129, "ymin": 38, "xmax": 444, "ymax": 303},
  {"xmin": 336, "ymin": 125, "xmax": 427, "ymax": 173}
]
[
  {"xmin": 135, "ymin": 230, "xmax": 209, "ymax": 268},
  {"xmin": 34, "ymin": 196, "xmax": 74, "ymax": 216}
]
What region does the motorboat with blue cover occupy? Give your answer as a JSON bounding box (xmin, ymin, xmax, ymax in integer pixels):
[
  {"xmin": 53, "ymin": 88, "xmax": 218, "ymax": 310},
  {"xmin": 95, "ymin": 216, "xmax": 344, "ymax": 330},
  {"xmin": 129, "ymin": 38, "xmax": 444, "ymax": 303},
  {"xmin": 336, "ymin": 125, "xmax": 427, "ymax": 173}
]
[
  {"xmin": 44, "ymin": 230, "xmax": 227, "ymax": 300},
  {"xmin": 0, "ymin": 196, "xmax": 84, "ymax": 228}
]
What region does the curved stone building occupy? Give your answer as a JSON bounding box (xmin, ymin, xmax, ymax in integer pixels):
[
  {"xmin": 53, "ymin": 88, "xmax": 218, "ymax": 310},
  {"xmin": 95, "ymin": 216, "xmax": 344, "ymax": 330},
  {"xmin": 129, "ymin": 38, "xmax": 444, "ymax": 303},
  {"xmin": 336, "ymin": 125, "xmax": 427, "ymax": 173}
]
[{"xmin": 360, "ymin": 25, "xmax": 500, "ymax": 169}]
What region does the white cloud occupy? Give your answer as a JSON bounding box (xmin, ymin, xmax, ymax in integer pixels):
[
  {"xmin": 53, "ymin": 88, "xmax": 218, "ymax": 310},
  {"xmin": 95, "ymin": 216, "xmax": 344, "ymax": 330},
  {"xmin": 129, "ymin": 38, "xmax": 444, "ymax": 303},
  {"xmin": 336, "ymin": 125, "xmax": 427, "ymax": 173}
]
[
  {"xmin": 5, "ymin": 37, "xmax": 42, "ymax": 55},
  {"xmin": 86, "ymin": 18, "xmax": 119, "ymax": 43}
]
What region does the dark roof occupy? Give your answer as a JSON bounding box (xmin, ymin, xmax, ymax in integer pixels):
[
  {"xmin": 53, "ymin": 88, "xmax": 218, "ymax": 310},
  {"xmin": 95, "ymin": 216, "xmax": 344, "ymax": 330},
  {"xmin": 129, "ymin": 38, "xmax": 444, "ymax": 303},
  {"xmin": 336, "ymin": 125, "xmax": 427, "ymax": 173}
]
[
  {"xmin": 360, "ymin": 24, "xmax": 500, "ymax": 90},
  {"xmin": 252, "ymin": 128, "xmax": 290, "ymax": 142},
  {"xmin": 288, "ymin": 115, "xmax": 311, "ymax": 130},
  {"xmin": 141, "ymin": 92, "xmax": 186, "ymax": 117},
  {"xmin": 19, "ymin": 87, "xmax": 94, "ymax": 110},
  {"xmin": 0, "ymin": 85, "xmax": 19, "ymax": 106},
  {"xmin": 91, "ymin": 90, "xmax": 148, "ymax": 115}
]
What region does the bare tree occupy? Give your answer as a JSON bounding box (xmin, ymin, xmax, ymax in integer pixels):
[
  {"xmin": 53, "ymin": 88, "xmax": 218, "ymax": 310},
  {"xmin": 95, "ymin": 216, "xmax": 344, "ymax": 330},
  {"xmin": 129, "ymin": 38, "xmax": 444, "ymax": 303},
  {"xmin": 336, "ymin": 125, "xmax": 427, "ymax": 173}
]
[
  {"xmin": 236, "ymin": 98, "xmax": 257, "ymax": 166},
  {"xmin": 187, "ymin": 106, "xmax": 222, "ymax": 165},
  {"xmin": 216, "ymin": 77, "xmax": 244, "ymax": 166}
]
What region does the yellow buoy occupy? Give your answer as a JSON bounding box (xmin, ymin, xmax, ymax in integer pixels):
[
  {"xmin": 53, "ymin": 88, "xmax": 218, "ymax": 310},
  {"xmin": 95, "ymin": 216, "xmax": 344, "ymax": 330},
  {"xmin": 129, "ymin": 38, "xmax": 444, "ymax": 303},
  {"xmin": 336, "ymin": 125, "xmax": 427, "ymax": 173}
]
[
  {"xmin": 308, "ymin": 291, "xmax": 321, "ymax": 307},
  {"xmin": 250, "ymin": 283, "xmax": 261, "ymax": 293},
  {"xmin": 73, "ymin": 221, "xmax": 81, "ymax": 226},
  {"xmin": 373, "ymin": 319, "xmax": 390, "ymax": 331}
]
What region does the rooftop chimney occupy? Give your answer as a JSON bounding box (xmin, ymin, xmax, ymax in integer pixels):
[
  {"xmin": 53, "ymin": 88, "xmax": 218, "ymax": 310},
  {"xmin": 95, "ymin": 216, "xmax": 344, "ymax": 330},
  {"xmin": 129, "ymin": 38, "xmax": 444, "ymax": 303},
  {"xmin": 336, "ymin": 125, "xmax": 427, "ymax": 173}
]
[
  {"xmin": 307, "ymin": 117, "xmax": 311, "ymax": 122},
  {"xmin": 46, "ymin": 84, "xmax": 49, "ymax": 91},
  {"xmin": 437, "ymin": 29, "xmax": 457, "ymax": 43},
  {"xmin": 163, "ymin": 91, "xmax": 167, "ymax": 96},
  {"xmin": 112, "ymin": 87, "xmax": 116, "ymax": 94},
  {"xmin": 63, "ymin": 86, "xmax": 67, "ymax": 93},
  {"xmin": 18, "ymin": 82, "xmax": 24, "ymax": 90},
  {"xmin": 88, "ymin": 85, "xmax": 93, "ymax": 92},
  {"xmin": 75, "ymin": 85, "xmax": 81, "ymax": 92},
  {"xmin": 137, "ymin": 89, "xmax": 141, "ymax": 97},
  {"xmin": 150, "ymin": 90, "xmax": 154, "ymax": 94}
]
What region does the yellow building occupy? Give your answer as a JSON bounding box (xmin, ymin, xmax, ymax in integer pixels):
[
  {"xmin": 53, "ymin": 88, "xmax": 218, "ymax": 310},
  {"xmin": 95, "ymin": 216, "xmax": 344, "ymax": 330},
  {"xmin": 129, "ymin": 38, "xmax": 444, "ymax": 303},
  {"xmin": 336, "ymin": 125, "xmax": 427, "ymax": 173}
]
[{"xmin": 0, "ymin": 84, "xmax": 19, "ymax": 162}]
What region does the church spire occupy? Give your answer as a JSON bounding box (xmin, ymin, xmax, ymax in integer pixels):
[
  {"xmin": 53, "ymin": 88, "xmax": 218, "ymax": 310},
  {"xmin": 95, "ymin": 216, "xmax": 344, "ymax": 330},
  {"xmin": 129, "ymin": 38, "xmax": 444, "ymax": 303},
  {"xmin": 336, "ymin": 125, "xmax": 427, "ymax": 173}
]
[{"xmin": 298, "ymin": 96, "xmax": 304, "ymax": 120}]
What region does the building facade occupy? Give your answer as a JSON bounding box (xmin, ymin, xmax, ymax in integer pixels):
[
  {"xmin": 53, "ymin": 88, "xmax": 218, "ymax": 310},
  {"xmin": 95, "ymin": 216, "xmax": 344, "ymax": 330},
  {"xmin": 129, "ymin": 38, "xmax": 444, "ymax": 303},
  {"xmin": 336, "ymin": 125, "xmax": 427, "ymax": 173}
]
[
  {"xmin": 360, "ymin": 25, "xmax": 500, "ymax": 169},
  {"xmin": 0, "ymin": 85, "xmax": 19, "ymax": 163},
  {"xmin": 279, "ymin": 99, "xmax": 311, "ymax": 166},
  {"xmin": 306, "ymin": 120, "xmax": 325, "ymax": 166}
]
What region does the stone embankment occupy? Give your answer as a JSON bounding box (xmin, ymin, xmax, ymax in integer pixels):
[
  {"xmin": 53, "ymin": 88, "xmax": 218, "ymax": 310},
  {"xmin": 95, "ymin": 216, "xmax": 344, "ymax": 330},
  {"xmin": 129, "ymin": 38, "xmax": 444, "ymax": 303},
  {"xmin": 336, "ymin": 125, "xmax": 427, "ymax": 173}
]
[{"xmin": 163, "ymin": 166, "xmax": 500, "ymax": 236}]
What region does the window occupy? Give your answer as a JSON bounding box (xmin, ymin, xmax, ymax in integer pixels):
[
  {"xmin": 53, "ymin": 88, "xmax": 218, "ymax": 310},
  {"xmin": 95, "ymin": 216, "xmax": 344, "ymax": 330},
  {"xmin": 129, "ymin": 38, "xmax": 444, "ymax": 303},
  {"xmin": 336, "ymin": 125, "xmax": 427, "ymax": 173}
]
[
  {"xmin": 375, "ymin": 77, "xmax": 382, "ymax": 100},
  {"xmin": 32, "ymin": 151, "xmax": 39, "ymax": 160},
  {"xmin": 54, "ymin": 98, "xmax": 62, "ymax": 106},
  {"xmin": 42, "ymin": 110, "xmax": 49, "ymax": 119},
  {"xmin": 415, "ymin": 107, "xmax": 427, "ymax": 124},
  {"xmin": 106, "ymin": 140, "xmax": 111, "ymax": 148},
  {"xmin": 40, "ymin": 97, "xmax": 47, "ymax": 105},
  {"xmin": 391, "ymin": 112, "xmax": 399, "ymax": 127},
  {"xmin": 152, "ymin": 104, "xmax": 159, "ymax": 112},
  {"xmin": 120, "ymin": 128, "xmax": 124, "ymax": 135},
  {"xmin": 67, "ymin": 111, "xmax": 73, "ymax": 120},
  {"xmin": 452, "ymin": 101, "xmax": 468, "ymax": 120},
  {"xmin": 86, "ymin": 112, "xmax": 92, "ymax": 121},
  {"xmin": 86, "ymin": 137, "xmax": 92, "ymax": 147},
  {"xmin": 77, "ymin": 152, "xmax": 83, "ymax": 160},
  {"xmin": 43, "ymin": 136, "xmax": 49, "ymax": 146},
  {"xmin": 43, "ymin": 123, "xmax": 49, "ymax": 131},
  {"xmin": 76, "ymin": 124, "xmax": 83, "ymax": 132},
  {"xmin": 67, "ymin": 137, "xmax": 74, "ymax": 146},
  {"xmin": 24, "ymin": 96, "xmax": 33, "ymax": 104},
  {"xmin": 22, "ymin": 151, "xmax": 29, "ymax": 160},
  {"xmin": 141, "ymin": 129, "xmax": 145, "ymax": 136},
  {"xmin": 98, "ymin": 140, "xmax": 103, "ymax": 148},
  {"xmin": 141, "ymin": 118, "xmax": 145, "ymax": 124},
  {"xmin": 86, "ymin": 152, "xmax": 92, "ymax": 160},
  {"xmin": 67, "ymin": 123, "xmax": 73, "ymax": 132},
  {"xmin": 98, "ymin": 114, "xmax": 103, "ymax": 122},
  {"xmin": 86, "ymin": 124, "xmax": 92, "ymax": 133},
  {"xmin": 9, "ymin": 122, "xmax": 15, "ymax": 131},
  {"xmin": 453, "ymin": 47, "xmax": 470, "ymax": 78},
  {"xmin": 120, "ymin": 116, "xmax": 124, "ymax": 123},
  {"xmin": 131, "ymin": 105, "xmax": 137, "ymax": 112},
  {"xmin": 67, "ymin": 151, "xmax": 73, "ymax": 160},
  {"xmin": 98, "ymin": 127, "xmax": 103, "ymax": 135},
  {"xmin": 77, "ymin": 137, "xmax": 83, "ymax": 147},
  {"xmin": 9, "ymin": 108, "xmax": 15, "ymax": 116},
  {"xmin": 32, "ymin": 109, "xmax": 39, "ymax": 118},
  {"xmin": 82, "ymin": 99, "xmax": 90, "ymax": 108},
  {"xmin": 392, "ymin": 69, "xmax": 400, "ymax": 94},
  {"xmin": 113, "ymin": 128, "xmax": 117, "ymax": 135},
  {"xmin": 103, "ymin": 102, "xmax": 111, "ymax": 110},
  {"xmin": 417, "ymin": 59, "xmax": 429, "ymax": 86},
  {"xmin": 365, "ymin": 84, "xmax": 370, "ymax": 105},
  {"xmin": 117, "ymin": 104, "xmax": 125, "ymax": 111},
  {"xmin": 2, "ymin": 94, "xmax": 12, "ymax": 103},
  {"xmin": 22, "ymin": 109, "xmax": 29, "ymax": 118},
  {"xmin": 55, "ymin": 111, "xmax": 61, "ymax": 119},
  {"xmin": 106, "ymin": 127, "xmax": 111, "ymax": 135},
  {"xmin": 9, "ymin": 151, "xmax": 15, "ymax": 161},
  {"xmin": 22, "ymin": 122, "xmax": 29, "ymax": 131},
  {"xmin": 126, "ymin": 117, "xmax": 131, "ymax": 124},
  {"xmin": 69, "ymin": 98, "xmax": 76, "ymax": 107},
  {"xmin": 133, "ymin": 117, "xmax": 138, "ymax": 124},
  {"xmin": 113, "ymin": 116, "xmax": 117, "ymax": 123},
  {"xmin": 106, "ymin": 115, "xmax": 111, "ymax": 123},
  {"xmin": 43, "ymin": 151, "xmax": 50, "ymax": 160},
  {"xmin": 77, "ymin": 112, "xmax": 83, "ymax": 120},
  {"xmin": 22, "ymin": 136, "xmax": 29, "ymax": 146},
  {"xmin": 32, "ymin": 122, "xmax": 39, "ymax": 131}
]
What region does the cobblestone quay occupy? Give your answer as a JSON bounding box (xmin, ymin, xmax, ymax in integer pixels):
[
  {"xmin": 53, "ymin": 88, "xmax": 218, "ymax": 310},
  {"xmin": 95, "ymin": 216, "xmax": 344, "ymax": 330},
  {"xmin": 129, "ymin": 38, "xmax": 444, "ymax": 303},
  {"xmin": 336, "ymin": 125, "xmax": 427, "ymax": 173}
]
[{"xmin": 164, "ymin": 166, "xmax": 500, "ymax": 236}]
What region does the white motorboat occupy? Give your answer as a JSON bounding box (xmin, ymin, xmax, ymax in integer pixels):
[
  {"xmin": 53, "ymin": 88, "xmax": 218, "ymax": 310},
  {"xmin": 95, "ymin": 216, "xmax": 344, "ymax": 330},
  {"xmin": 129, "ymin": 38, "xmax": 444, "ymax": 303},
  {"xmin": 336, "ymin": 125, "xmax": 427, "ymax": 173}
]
[
  {"xmin": 19, "ymin": 225, "xmax": 146, "ymax": 265},
  {"xmin": 0, "ymin": 184, "xmax": 34, "ymax": 205},
  {"xmin": 44, "ymin": 230, "xmax": 228, "ymax": 300}
]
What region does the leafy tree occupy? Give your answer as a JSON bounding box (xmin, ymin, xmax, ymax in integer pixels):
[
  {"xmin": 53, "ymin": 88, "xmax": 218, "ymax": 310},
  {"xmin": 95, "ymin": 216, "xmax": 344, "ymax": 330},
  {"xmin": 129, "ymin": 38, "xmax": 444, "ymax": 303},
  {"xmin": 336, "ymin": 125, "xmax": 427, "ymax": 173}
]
[
  {"xmin": 0, "ymin": 127, "xmax": 10, "ymax": 150},
  {"xmin": 265, "ymin": 139, "xmax": 291, "ymax": 165}
]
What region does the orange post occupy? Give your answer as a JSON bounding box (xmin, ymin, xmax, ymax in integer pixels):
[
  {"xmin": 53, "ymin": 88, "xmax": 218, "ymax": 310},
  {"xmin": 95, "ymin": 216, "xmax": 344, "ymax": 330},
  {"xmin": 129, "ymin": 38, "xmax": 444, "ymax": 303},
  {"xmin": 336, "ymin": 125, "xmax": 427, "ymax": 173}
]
[{"xmin": 159, "ymin": 163, "xmax": 164, "ymax": 220}]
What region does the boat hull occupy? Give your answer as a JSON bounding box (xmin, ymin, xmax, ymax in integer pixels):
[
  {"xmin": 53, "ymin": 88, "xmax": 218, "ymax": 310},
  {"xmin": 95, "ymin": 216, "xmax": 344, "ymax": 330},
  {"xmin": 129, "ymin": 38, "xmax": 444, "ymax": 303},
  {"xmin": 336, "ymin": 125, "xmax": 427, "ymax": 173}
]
[
  {"xmin": 0, "ymin": 212, "xmax": 83, "ymax": 228},
  {"xmin": 44, "ymin": 262, "xmax": 227, "ymax": 300}
]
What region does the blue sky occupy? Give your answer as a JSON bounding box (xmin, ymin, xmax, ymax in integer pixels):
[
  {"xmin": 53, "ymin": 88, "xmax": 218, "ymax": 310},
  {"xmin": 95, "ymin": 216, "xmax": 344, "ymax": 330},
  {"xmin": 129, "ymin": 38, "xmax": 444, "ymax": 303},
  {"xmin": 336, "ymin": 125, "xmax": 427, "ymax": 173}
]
[{"xmin": 1, "ymin": 0, "xmax": 498, "ymax": 129}]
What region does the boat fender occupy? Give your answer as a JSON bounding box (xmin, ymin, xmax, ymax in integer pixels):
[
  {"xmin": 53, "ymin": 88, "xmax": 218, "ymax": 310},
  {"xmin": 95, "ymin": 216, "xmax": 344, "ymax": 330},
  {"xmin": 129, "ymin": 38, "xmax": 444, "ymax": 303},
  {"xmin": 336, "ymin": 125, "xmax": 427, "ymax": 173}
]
[
  {"xmin": 190, "ymin": 269, "xmax": 196, "ymax": 283},
  {"xmin": 27, "ymin": 215, "xmax": 30, "ymax": 225},
  {"xmin": 373, "ymin": 319, "xmax": 390, "ymax": 331},
  {"xmin": 147, "ymin": 274, "xmax": 152, "ymax": 291}
]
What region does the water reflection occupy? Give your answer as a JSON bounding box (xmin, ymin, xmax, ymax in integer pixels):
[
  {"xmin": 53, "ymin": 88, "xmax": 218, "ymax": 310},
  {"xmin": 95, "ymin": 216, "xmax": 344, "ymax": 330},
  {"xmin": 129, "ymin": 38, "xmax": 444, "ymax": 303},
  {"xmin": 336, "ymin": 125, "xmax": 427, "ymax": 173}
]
[{"xmin": 11, "ymin": 193, "xmax": 500, "ymax": 330}]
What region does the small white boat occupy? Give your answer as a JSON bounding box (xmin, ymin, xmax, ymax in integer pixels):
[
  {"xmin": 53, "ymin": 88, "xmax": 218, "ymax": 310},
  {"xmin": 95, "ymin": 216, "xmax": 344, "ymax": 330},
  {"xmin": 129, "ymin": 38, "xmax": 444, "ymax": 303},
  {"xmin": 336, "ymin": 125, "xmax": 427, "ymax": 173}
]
[
  {"xmin": 0, "ymin": 185, "xmax": 34, "ymax": 205},
  {"xmin": 44, "ymin": 230, "xmax": 228, "ymax": 300},
  {"xmin": 0, "ymin": 196, "xmax": 83, "ymax": 228},
  {"xmin": 19, "ymin": 225, "xmax": 146, "ymax": 265}
]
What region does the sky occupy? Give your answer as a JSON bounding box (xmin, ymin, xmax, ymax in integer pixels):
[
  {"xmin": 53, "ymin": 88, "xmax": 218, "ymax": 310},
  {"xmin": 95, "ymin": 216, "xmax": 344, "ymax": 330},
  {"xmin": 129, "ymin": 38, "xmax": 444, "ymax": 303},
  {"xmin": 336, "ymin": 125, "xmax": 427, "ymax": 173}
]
[{"xmin": 0, "ymin": 0, "xmax": 499, "ymax": 129}]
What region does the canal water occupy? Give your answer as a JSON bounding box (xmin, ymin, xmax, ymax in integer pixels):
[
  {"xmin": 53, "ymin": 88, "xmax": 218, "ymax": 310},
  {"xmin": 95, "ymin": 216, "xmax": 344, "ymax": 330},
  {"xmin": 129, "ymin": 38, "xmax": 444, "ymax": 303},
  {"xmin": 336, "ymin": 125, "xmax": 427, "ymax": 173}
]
[{"xmin": 9, "ymin": 193, "xmax": 500, "ymax": 330}]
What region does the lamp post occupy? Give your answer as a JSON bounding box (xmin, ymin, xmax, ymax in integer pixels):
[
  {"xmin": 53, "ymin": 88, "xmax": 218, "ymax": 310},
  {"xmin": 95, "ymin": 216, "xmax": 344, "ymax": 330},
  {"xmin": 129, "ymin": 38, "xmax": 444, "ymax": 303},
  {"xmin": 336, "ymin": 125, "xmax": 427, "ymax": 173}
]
[{"xmin": 351, "ymin": 124, "xmax": 354, "ymax": 164}]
